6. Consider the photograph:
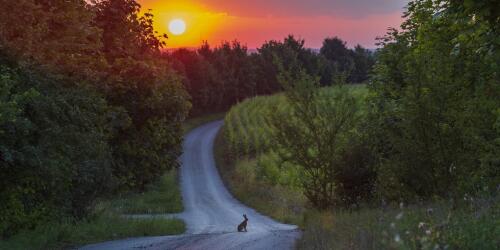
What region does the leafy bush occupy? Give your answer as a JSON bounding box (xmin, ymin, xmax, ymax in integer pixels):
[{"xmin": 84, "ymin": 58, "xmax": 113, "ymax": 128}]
[
  {"xmin": 0, "ymin": 0, "xmax": 191, "ymax": 237},
  {"xmin": 368, "ymin": 0, "xmax": 500, "ymax": 201},
  {"xmin": 0, "ymin": 64, "xmax": 115, "ymax": 237}
]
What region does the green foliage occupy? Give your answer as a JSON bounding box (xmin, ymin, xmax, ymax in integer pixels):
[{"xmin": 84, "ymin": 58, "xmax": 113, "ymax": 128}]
[
  {"xmin": 297, "ymin": 200, "xmax": 499, "ymax": 250},
  {"xmin": 0, "ymin": 64, "xmax": 115, "ymax": 236},
  {"xmin": 170, "ymin": 41, "xmax": 256, "ymax": 114},
  {"xmin": 368, "ymin": 0, "xmax": 500, "ymax": 200},
  {"xmin": 92, "ymin": 0, "xmax": 190, "ymax": 190},
  {"xmin": 0, "ymin": 0, "xmax": 190, "ymax": 237},
  {"xmin": 170, "ymin": 35, "xmax": 374, "ymax": 114},
  {"xmin": 320, "ymin": 37, "xmax": 375, "ymax": 85},
  {"xmin": 223, "ymin": 80, "xmax": 372, "ymax": 209},
  {"xmin": 270, "ymin": 58, "xmax": 371, "ymax": 208},
  {"xmin": 102, "ymin": 170, "xmax": 183, "ymax": 214},
  {"xmin": 0, "ymin": 215, "xmax": 184, "ymax": 250}
]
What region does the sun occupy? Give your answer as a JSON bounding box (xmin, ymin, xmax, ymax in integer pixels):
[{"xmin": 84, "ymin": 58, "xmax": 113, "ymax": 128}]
[{"xmin": 168, "ymin": 19, "xmax": 186, "ymax": 35}]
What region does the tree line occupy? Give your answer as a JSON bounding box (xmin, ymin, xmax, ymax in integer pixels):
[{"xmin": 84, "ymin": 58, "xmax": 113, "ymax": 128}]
[{"xmin": 169, "ymin": 36, "xmax": 374, "ymax": 115}]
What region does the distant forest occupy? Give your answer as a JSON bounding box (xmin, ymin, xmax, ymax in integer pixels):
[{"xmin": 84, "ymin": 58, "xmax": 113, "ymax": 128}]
[{"xmin": 169, "ymin": 36, "xmax": 374, "ymax": 114}]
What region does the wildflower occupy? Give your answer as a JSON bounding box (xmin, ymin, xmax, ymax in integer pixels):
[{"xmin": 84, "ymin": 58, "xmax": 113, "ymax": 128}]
[
  {"xmin": 396, "ymin": 212, "xmax": 404, "ymax": 220},
  {"xmin": 418, "ymin": 222, "xmax": 426, "ymax": 229},
  {"xmin": 426, "ymin": 229, "xmax": 432, "ymax": 235},
  {"xmin": 394, "ymin": 234, "xmax": 401, "ymax": 243}
]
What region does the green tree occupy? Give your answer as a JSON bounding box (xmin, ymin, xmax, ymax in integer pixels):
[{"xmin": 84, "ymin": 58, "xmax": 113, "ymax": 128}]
[
  {"xmin": 0, "ymin": 59, "xmax": 114, "ymax": 237},
  {"xmin": 320, "ymin": 37, "xmax": 354, "ymax": 85},
  {"xmin": 269, "ymin": 54, "xmax": 362, "ymax": 209},
  {"xmin": 369, "ymin": 0, "xmax": 500, "ymax": 200},
  {"xmin": 93, "ymin": 0, "xmax": 190, "ymax": 190},
  {"xmin": 0, "ymin": 0, "xmax": 104, "ymax": 80},
  {"xmin": 350, "ymin": 45, "xmax": 374, "ymax": 83}
]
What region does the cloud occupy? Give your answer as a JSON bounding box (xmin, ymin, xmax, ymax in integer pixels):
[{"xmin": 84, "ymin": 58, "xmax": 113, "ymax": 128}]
[{"xmin": 196, "ymin": 0, "xmax": 409, "ymax": 18}]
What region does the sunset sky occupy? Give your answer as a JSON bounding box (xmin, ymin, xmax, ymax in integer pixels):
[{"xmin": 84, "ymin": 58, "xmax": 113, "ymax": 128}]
[{"xmin": 137, "ymin": 0, "xmax": 408, "ymax": 49}]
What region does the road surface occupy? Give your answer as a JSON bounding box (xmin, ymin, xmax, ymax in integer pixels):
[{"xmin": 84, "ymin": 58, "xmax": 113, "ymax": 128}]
[{"xmin": 81, "ymin": 121, "xmax": 300, "ymax": 250}]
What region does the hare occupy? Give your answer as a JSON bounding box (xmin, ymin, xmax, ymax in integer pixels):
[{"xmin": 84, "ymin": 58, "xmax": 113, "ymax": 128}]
[{"xmin": 237, "ymin": 214, "xmax": 248, "ymax": 232}]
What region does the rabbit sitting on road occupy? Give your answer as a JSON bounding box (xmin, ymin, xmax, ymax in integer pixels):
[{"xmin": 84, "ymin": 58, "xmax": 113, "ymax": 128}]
[{"xmin": 237, "ymin": 214, "xmax": 248, "ymax": 232}]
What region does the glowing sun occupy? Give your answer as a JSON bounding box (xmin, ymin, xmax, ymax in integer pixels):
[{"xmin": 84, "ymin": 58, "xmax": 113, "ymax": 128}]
[{"xmin": 168, "ymin": 19, "xmax": 186, "ymax": 35}]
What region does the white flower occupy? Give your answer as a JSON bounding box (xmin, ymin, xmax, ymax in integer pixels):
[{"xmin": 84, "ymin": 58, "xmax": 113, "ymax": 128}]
[
  {"xmin": 396, "ymin": 212, "xmax": 404, "ymax": 220},
  {"xmin": 418, "ymin": 222, "xmax": 426, "ymax": 229},
  {"xmin": 394, "ymin": 234, "xmax": 401, "ymax": 243}
]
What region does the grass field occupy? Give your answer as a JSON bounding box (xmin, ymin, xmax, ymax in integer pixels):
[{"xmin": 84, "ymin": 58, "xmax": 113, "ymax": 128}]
[{"xmin": 215, "ymin": 85, "xmax": 500, "ymax": 250}]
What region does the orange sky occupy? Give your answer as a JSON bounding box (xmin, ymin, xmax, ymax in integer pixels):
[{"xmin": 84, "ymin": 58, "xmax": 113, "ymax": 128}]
[{"xmin": 137, "ymin": 0, "xmax": 407, "ymax": 49}]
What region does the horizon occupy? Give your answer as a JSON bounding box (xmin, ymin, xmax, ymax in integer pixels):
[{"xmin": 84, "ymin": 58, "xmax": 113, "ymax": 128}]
[{"xmin": 137, "ymin": 0, "xmax": 409, "ymax": 49}]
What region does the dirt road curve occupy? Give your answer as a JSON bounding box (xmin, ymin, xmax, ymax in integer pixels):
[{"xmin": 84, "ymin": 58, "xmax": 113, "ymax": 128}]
[{"xmin": 80, "ymin": 121, "xmax": 300, "ymax": 250}]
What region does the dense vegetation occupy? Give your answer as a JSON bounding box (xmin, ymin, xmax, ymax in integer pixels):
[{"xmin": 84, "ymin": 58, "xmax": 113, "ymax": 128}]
[
  {"xmin": 169, "ymin": 36, "xmax": 374, "ymax": 115},
  {"xmin": 1, "ymin": 0, "xmax": 498, "ymax": 248},
  {"xmin": 0, "ymin": 0, "xmax": 189, "ymax": 239},
  {"xmin": 219, "ymin": 0, "xmax": 499, "ymax": 248}
]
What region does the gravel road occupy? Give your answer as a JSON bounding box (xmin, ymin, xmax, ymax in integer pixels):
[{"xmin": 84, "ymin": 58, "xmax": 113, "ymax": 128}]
[{"xmin": 80, "ymin": 121, "xmax": 300, "ymax": 250}]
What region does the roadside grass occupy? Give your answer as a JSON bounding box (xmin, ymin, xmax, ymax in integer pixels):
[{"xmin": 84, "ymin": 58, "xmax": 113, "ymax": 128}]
[
  {"xmin": 297, "ymin": 201, "xmax": 499, "ymax": 250},
  {"xmin": 216, "ymin": 86, "xmax": 500, "ymax": 250},
  {"xmin": 0, "ymin": 214, "xmax": 184, "ymax": 250},
  {"xmin": 214, "ymin": 128, "xmax": 306, "ymax": 226},
  {"xmin": 183, "ymin": 112, "xmax": 225, "ymax": 134},
  {"xmin": 101, "ymin": 170, "xmax": 183, "ymax": 214},
  {"xmin": 1, "ymin": 169, "xmax": 185, "ymax": 250}
]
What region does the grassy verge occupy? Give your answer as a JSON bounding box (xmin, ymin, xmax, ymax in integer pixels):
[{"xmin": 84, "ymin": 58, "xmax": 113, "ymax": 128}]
[
  {"xmin": 100, "ymin": 170, "xmax": 183, "ymax": 214},
  {"xmin": 0, "ymin": 215, "xmax": 184, "ymax": 250},
  {"xmin": 183, "ymin": 112, "xmax": 225, "ymax": 134},
  {"xmin": 1, "ymin": 169, "xmax": 185, "ymax": 250},
  {"xmin": 297, "ymin": 201, "xmax": 499, "ymax": 250},
  {"xmin": 214, "ymin": 128, "xmax": 306, "ymax": 226}
]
